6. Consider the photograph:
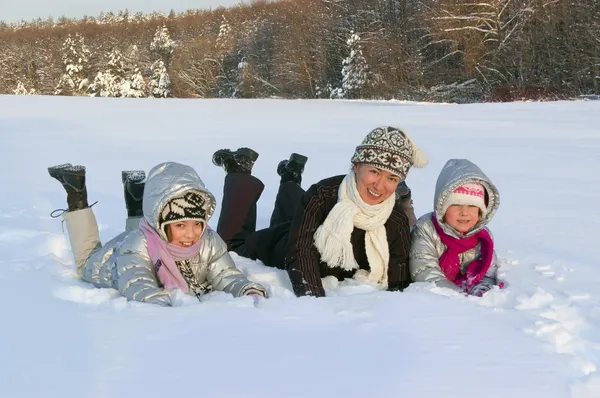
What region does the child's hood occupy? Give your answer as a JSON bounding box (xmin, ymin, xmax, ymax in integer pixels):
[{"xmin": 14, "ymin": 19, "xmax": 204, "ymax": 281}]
[
  {"xmin": 142, "ymin": 162, "xmax": 216, "ymax": 239},
  {"xmin": 433, "ymin": 159, "xmax": 500, "ymax": 238}
]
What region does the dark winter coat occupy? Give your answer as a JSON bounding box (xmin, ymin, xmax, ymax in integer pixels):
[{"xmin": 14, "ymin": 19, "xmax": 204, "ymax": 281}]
[{"xmin": 285, "ymin": 175, "xmax": 412, "ymax": 297}]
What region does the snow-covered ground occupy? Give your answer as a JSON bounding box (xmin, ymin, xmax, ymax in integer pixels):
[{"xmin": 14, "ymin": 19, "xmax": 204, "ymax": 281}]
[{"xmin": 1, "ymin": 96, "xmax": 599, "ymax": 397}]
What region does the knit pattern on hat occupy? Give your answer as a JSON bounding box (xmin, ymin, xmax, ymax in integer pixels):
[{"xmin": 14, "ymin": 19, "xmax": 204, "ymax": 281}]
[
  {"xmin": 441, "ymin": 182, "xmax": 487, "ymax": 217},
  {"xmin": 351, "ymin": 126, "xmax": 428, "ymax": 179},
  {"xmin": 158, "ymin": 190, "xmax": 208, "ymax": 235}
]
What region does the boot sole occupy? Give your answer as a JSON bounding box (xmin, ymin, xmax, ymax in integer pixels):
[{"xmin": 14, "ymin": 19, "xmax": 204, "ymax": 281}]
[
  {"xmin": 122, "ymin": 170, "xmax": 146, "ymax": 184},
  {"xmin": 48, "ymin": 164, "xmax": 85, "ymax": 178},
  {"xmin": 235, "ymin": 147, "xmax": 259, "ymax": 162}
]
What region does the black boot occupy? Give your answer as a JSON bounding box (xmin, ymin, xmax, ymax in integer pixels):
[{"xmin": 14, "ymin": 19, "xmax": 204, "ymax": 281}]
[
  {"xmin": 48, "ymin": 163, "xmax": 88, "ymax": 211},
  {"xmin": 277, "ymin": 153, "xmax": 308, "ymax": 185},
  {"xmin": 212, "ymin": 147, "xmax": 259, "ymax": 174},
  {"xmin": 216, "ymin": 173, "xmax": 265, "ymax": 252},
  {"xmin": 122, "ymin": 170, "xmax": 145, "ymax": 217}
]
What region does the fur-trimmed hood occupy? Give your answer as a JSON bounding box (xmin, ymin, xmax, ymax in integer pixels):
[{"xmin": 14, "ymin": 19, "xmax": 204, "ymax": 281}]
[{"xmin": 433, "ymin": 159, "xmax": 500, "ymax": 238}]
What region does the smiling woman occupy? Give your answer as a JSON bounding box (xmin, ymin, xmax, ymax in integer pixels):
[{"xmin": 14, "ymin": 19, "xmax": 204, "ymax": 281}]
[{"xmin": 213, "ymin": 126, "xmax": 429, "ymax": 298}]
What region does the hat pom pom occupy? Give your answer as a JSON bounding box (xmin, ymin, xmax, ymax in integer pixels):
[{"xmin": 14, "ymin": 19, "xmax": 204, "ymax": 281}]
[{"xmin": 412, "ymin": 146, "xmax": 429, "ymax": 168}]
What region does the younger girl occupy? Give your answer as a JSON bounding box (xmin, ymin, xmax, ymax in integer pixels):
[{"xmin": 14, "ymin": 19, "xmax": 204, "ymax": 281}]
[
  {"xmin": 409, "ymin": 159, "xmax": 501, "ymax": 296},
  {"xmin": 48, "ymin": 161, "xmax": 266, "ymax": 306}
]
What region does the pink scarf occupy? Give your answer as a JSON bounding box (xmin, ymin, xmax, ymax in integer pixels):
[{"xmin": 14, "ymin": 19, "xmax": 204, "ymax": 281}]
[
  {"xmin": 432, "ymin": 214, "xmax": 494, "ymax": 291},
  {"xmin": 139, "ymin": 218, "xmax": 202, "ymax": 293}
]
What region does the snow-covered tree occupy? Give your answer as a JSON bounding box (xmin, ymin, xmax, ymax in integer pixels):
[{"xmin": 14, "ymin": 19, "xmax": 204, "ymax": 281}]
[
  {"xmin": 121, "ymin": 67, "xmax": 147, "ymax": 98},
  {"xmin": 54, "ymin": 33, "xmax": 91, "ymax": 95},
  {"xmin": 150, "ymin": 25, "xmax": 175, "ymax": 64},
  {"xmin": 149, "ymin": 60, "xmax": 172, "ymax": 97},
  {"xmin": 13, "ymin": 81, "xmax": 35, "ymax": 95},
  {"xmin": 340, "ymin": 32, "xmax": 369, "ymax": 99},
  {"xmin": 88, "ymin": 48, "xmax": 125, "ymax": 97},
  {"xmin": 216, "ymin": 19, "xmax": 233, "ymax": 53}
]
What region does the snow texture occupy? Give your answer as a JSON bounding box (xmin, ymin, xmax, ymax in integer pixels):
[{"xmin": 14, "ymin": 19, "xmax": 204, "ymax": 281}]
[{"xmin": 1, "ymin": 96, "xmax": 599, "ymax": 397}]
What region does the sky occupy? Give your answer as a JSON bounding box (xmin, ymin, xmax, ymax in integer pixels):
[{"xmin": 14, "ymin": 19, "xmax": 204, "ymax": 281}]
[
  {"xmin": 3, "ymin": 0, "xmax": 247, "ymax": 23},
  {"xmin": 1, "ymin": 96, "xmax": 600, "ymax": 397}
]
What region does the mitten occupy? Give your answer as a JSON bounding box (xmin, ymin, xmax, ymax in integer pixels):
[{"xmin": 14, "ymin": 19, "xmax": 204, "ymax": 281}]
[
  {"xmin": 469, "ymin": 281, "xmax": 494, "ymax": 297},
  {"xmin": 243, "ymin": 287, "xmax": 266, "ymax": 298}
]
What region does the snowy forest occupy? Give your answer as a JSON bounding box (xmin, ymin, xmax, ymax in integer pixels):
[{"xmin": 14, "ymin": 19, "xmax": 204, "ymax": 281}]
[{"xmin": 1, "ymin": 0, "xmax": 599, "ymax": 102}]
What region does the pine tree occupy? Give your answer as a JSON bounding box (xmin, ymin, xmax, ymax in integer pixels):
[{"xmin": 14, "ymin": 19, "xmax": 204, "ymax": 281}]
[
  {"xmin": 89, "ymin": 48, "xmax": 125, "ymax": 97},
  {"xmin": 149, "ymin": 60, "xmax": 172, "ymax": 97},
  {"xmin": 121, "ymin": 67, "xmax": 147, "ymax": 98},
  {"xmin": 340, "ymin": 32, "xmax": 369, "ymax": 99},
  {"xmin": 54, "ymin": 33, "xmax": 91, "ymax": 95},
  {"xmin": 150, "ymin": 25, "xmax": 175, "ymax": 65},
  {"xmin": 149, "ymin": 25, "xmax": 174, "ymax": 97}
]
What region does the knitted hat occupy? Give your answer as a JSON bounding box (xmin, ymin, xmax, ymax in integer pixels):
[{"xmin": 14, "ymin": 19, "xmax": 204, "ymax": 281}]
[
  {"xmin": 442, "ymin": 183, "xmax": 487, "ymax": 217},
  {"xmin": 158, "ymin": 190, "xmax": 209, "ymax": 236},
  {"xmin": 351, "ymin": 126, "xmax": 428, "ymax": 179}
]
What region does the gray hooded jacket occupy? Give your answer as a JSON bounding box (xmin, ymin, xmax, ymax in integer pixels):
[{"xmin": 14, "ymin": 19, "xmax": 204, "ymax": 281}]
[
  {"xmin": 409, "ymin": 159, "xmax": 500, "ymax": 292},
  {"xmin": 79, "ymin": 162, "xmax": 265, "ymax": 306}
]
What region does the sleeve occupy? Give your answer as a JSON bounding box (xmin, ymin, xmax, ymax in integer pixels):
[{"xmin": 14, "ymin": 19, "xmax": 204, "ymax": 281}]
[
  {"xmin": 386, "ymin": 214, "xmax": 412, "ymax": 292},
  {"xmin": 402, "ymin": 198, "xmax": 417, "ymax": 229},
  {"xmin": 116, "ymin": 242, "xmax": 172, "ymax": 307},
  {"xmin": 285, "ymin": 184, "xmax": 330, "ymax": 297},
  {"xmin": 409, "ymin": 220, "xmax": 463, "ymax": 293},
  {"xmin": 484, "ymin": 230, "xmax": 499, "ymax": 282},
  {"xmin": 205, "ymin": 232, "xmax": 267, "ymax": 298}
]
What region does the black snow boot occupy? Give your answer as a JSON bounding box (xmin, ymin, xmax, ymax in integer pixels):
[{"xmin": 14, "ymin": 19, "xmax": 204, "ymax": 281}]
[
  {"xmin": 277, "ymin": 153, "xmax": 308, "ymax": 185},
  {"xmin": 212, "ymin": 147, "xmax": 259, "ymax": 174},
  {"xmin": 48, "ymin": 163, "xmax": 88, "ymax": 211},
  {"xmin": 122, "ymin": 170, "xmax": 146, "ymax": 217}
]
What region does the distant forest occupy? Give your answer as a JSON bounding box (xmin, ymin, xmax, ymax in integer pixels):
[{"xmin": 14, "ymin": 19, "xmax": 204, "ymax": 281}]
[{"xmin": 1, "ymin": 0, "xmax": 599, "ymax": 102}]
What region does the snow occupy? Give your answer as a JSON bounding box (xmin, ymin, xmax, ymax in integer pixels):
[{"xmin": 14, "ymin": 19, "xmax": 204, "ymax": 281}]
[{"xmin": 1, "ymin": 96, "xmax": 600, "ymax": 397}]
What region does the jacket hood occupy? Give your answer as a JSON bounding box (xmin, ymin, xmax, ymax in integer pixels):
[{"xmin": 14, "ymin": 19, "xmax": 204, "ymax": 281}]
[
  {"xmin": 142, "ymin": 162, "xmax": 216, "ymax": 241},
  {"xmin": 433, "ymin": 159, "xmax": 500, "ymax": 238}
]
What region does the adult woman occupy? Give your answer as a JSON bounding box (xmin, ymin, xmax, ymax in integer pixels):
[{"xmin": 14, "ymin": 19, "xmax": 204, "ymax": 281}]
[{"xmin": 214, "ymin": 126, "xmax": 427, "ymax": 297}]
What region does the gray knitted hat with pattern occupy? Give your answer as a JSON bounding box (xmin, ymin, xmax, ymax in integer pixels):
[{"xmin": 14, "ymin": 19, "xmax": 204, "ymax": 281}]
[{"xmin": 351, "ymin": 126, "xmax": 428, "ymax": 178}]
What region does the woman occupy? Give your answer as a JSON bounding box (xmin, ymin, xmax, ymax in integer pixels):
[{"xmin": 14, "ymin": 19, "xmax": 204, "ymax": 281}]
[
  {"xmin": 48, "ymin": 161, "xmax": 266, "ymax": 306},
  {"xmin": 214, "ymin": 126, "xmax": 428, "ymax": 297}
]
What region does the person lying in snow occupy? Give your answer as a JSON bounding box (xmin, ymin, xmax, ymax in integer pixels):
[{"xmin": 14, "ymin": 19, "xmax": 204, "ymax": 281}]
[
  {"xmin": 409, "ymin": 159, "xmax": 501, "ymax": 296},
  {"xmin": 48, "ymin": 161, "xmax": 266, "ymax": 306},
  {"xmin": 213, "ymin": 126, "xmax": 428, "ymax": 297}
]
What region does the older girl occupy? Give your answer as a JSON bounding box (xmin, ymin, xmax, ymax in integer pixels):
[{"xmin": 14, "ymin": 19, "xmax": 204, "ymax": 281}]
[{"xmin": 48, "ymin": 161, "xmax": 266, "ymax": 306}]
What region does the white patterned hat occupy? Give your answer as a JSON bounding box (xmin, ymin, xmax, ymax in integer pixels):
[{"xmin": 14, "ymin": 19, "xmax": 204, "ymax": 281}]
[
  {"xmin": 351, "ymin": 126, "xmax": 428, "ymax": 178},
  {"xmin": 158, "ymin": 190, "xmax": 210, "ymax": 236}
]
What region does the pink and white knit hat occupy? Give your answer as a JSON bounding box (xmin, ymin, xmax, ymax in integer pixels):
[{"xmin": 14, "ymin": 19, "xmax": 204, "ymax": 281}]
[{"xmin": 442, "ymin": 182, "xmax": 487, "ymax": 216}]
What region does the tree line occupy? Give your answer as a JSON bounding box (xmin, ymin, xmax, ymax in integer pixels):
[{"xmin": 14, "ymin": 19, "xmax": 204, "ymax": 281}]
[{"xmin": 1, "ymin": 0, "xmax": 598, "ymax": 102}]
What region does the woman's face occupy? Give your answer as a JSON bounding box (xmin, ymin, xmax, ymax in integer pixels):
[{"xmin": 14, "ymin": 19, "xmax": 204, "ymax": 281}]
[
  {"xmin": 167, "ymin": 220, "xmax": 204, "ymax": 247},
  {"xmin": 444, "ymin": 205, "xmax": 480, "ymax": 233},
  {"xmin": 353, "ymin": 165, "xmax": 401, "ymax": 205}
]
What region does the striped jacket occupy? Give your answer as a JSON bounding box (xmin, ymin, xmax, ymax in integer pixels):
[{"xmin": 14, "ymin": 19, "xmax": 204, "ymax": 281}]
[{"xmin": 285, "ymin": 175, "xmax": 411, "ymax": 297}]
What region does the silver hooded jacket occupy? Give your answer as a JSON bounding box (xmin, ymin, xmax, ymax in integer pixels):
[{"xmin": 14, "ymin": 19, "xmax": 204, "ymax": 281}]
[
  {"xmin": 80, "ymin": 162, "xmax": 266, "ymax": 306},
  {"xmin": 409, "ymin": 159, "xmax": 500, "ymax": 292}
]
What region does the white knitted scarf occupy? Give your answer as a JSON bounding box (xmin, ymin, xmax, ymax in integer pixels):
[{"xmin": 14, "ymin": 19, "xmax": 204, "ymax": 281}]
[{"xmin": 313, "ymin": 171, "xmax": 395, "ymax": 287}]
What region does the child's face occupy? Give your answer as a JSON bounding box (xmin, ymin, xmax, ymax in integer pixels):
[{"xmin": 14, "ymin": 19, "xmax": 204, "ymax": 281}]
[
  {"xmin": 353, "ymin": 164, "xmax": 401, "ymax": 205},
  {"xmin": 444, "ymin": 205, "xmax": 480, "ymax": 233},
  {"xmin": 168, "ymin": 220, "xmax": 204, "ymax": 247}
]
